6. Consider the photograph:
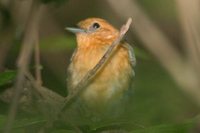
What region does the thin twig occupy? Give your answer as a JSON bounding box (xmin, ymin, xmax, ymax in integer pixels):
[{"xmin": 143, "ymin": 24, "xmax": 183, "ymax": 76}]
[
  {"xmin": 3, "ymin": 1, "xmax": 43, "ymax": 133},
  {"xmin": 34, "ymin": 31, "xmax": 43, "ymax": 86}
]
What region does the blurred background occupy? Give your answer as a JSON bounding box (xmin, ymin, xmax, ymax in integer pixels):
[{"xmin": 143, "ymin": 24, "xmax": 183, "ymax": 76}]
[{"xmin": 0, "ymin": 0, "xmax": 200, "ymax": 132}]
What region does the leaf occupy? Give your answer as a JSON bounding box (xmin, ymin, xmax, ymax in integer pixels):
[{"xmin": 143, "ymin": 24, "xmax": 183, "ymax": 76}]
[{"xmin": 0, "ymin": 71, "xmax": 16, "ymax": 87}]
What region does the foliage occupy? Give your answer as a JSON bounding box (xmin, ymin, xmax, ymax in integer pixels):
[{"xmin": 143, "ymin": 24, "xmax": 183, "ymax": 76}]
[{"xmin": 0, "ymin": 113, "xmax": 196, "ymax": 132}]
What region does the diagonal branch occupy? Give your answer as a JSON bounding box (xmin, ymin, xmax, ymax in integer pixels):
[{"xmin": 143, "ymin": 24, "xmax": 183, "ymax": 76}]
[{"xmin": 34, "ymin": 31, "xmax": 43, "ymax": 86}]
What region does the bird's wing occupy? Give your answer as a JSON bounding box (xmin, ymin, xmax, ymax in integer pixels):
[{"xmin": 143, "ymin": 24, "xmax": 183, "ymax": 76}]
[
  {"xmin": 122, "ymin": 42, "xmax": 136, "ymax": 68},
  {"xmin": 121, "ymin": 42, "xmax": 136, "ymax": 100}
]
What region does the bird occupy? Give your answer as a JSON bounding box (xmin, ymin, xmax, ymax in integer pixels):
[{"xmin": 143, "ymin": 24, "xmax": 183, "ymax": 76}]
[{"xmin": 66, "ymin": 18, "xmax": 136, "ymax": 114}]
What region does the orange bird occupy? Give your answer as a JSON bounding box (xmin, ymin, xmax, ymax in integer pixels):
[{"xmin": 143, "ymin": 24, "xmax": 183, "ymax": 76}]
[{"xmin": 66, "ymin": 18, "xmax": 136, "ymax": 112}]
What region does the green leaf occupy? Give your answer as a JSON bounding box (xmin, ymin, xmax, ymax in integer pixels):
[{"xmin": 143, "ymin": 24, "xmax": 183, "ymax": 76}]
[{"xmin": 0, "ymin": 71, "xmax": 16, "ymax": 87}]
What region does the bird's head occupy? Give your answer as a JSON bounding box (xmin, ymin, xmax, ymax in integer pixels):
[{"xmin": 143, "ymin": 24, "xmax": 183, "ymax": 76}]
[{"xmin": 66, "ymin": 18, "xmax": 119, "ymax": 47}]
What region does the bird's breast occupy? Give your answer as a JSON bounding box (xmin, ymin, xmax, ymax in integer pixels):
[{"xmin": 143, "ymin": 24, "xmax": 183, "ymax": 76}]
[{"xmin": 68, "ymin": 44, "xmax": 132, "ymax": 108}]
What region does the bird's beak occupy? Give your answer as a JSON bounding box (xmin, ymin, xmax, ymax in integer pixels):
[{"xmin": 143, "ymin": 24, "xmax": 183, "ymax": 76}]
[{"xmin": 65, "ymin": 27, "xmax": 86, "ymax": 34}]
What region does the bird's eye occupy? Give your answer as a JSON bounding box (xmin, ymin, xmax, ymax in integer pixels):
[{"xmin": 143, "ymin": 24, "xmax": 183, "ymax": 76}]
[{"xmin": 92, "ymin": 23, "xmax": 100, "ymax": 29}]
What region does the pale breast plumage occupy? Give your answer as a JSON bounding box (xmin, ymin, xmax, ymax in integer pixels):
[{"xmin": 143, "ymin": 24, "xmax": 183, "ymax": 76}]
[{"xmin": 67, "ymin": 42, "xmax": 135, "ymax": 109}]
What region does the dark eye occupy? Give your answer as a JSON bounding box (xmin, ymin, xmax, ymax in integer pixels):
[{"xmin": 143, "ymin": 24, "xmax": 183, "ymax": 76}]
[{"xmin": 92, "ymin": 23, "xmax": 100, "ymax": 29}]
